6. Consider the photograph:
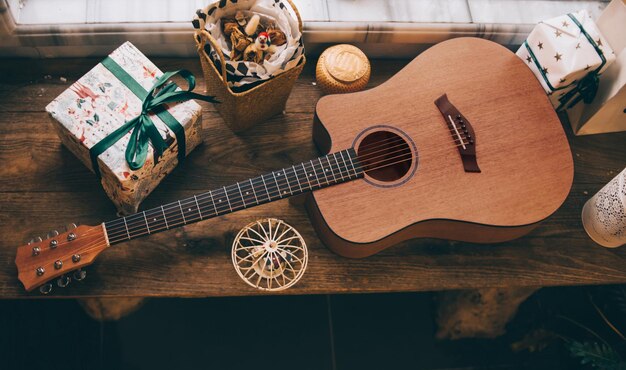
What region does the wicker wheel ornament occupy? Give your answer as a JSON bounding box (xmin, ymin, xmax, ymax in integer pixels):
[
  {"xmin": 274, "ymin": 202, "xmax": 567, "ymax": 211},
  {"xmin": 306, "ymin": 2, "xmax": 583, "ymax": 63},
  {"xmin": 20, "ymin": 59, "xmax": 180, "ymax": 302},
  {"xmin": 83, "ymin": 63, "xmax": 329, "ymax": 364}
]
[{"xmin": 231, "ymin": 218, "xmax": 308, "ymax": 291}]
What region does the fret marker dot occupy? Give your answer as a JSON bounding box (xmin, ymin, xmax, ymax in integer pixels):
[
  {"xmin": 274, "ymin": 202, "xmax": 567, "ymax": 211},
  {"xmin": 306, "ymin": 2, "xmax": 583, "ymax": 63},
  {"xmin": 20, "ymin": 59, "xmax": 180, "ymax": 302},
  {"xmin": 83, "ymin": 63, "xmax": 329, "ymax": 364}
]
[
  {"xmin": 283, "ymin": 191, "xmax": 287, "ymax": 194},
  {"xmin": 246, "ymin": 192, "xmax": 249, "ymax": 195},
  {"xmin": 188, "ymin": 208, "xmax": 192, "ymax": 212},
  {"xmin": 153, "ymin": 218, "xmax": 157, "ymax": 221},
  {"xmin": 277, "ymin": 173, "xmax": 281, "ymax": 175}
]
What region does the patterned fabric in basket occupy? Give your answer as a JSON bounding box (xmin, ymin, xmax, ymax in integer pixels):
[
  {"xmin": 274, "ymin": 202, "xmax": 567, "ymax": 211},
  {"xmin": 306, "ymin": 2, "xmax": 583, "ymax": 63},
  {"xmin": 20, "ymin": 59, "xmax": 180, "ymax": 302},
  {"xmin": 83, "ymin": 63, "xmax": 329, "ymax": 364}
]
[{"xmin": 193, "ymin": 0, "xmax": 304, "ymax": 92}]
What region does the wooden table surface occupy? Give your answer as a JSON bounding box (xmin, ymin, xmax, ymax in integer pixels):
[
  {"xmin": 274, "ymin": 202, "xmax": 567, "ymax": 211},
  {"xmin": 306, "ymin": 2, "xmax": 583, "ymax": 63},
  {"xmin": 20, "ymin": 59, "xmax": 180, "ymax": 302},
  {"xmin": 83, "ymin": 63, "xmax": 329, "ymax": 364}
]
[{"xmin": 1, "ymin": 57, "xmax": 625, "ymax": 298}]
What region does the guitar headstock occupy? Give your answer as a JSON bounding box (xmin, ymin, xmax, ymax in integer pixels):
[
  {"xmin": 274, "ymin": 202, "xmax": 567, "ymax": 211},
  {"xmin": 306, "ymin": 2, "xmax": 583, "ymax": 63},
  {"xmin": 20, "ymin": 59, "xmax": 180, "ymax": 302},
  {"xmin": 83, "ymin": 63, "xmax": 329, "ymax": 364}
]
[{"xmin": 15, "ymin": 224, "xmax": 109, "ymax": 294}]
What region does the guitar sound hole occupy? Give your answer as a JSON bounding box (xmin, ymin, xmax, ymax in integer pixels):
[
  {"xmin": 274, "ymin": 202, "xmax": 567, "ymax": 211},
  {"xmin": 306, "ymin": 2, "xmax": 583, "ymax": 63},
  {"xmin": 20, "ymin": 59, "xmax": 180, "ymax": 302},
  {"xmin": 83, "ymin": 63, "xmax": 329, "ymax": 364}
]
[{"xmin": 357, "ymin": 130, "xmax": 412, "ymax": 182}]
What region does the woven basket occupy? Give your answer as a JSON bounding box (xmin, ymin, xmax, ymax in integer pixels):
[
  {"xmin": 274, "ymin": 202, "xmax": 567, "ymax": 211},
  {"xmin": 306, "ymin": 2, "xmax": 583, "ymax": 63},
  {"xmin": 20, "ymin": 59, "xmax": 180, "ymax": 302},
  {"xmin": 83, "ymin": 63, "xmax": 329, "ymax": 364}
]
[{"xmin": 194, "ymin": 0, "xmax": 305, "ymax": 132}]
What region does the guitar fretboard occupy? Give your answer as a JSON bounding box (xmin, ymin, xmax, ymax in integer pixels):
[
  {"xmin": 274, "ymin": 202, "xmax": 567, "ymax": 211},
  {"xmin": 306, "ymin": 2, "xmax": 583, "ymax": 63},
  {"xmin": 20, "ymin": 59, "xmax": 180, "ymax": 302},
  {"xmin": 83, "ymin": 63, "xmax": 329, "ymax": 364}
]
[{"xmin": 103, "ymin": 149, "xmax": 363, "ymax": 244}]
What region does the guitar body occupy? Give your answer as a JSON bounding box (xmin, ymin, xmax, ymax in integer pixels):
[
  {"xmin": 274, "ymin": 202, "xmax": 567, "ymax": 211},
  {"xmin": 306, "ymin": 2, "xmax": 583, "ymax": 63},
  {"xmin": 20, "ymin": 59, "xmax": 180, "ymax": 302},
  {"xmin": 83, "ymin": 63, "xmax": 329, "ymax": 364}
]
[{"xmin": 308, "ymin": 37, "xmax": 574, "ymax": 258}]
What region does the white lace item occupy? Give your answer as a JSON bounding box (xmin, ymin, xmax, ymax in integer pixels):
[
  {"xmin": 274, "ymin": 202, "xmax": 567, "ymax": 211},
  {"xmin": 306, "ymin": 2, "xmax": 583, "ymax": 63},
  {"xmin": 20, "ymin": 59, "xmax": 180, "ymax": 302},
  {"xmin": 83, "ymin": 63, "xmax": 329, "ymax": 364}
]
[{"xmin": 582, "ymin": 167, "xmax": 626, "ymax": 248}]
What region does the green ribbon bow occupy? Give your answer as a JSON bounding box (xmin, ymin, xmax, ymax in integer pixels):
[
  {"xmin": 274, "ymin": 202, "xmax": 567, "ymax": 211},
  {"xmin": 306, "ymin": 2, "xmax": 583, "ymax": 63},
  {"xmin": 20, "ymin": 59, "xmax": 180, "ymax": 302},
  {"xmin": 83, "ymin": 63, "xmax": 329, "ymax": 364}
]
[
  {"xmin": 90, "ymin": 57, "xmax": 218, "ymax": 177},
  {"xmin": 524, "ymin": 13, "xmax": 606, "ymax": 112},
  {"xmin": 556, "ymin": 13, "xmax": 606, "ymax": 111},
  {"xmin": 557, "ymin": 70, "xmax": 600, "ymax": 110}
]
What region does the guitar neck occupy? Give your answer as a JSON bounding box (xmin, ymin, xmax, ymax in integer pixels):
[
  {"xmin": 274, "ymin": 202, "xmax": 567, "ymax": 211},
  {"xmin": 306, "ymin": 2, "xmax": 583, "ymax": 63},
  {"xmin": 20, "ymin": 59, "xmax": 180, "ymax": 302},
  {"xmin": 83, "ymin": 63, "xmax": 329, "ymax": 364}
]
[{"xmin": 103, "ymin": 148, "xmax": 363, "ymax": 245}]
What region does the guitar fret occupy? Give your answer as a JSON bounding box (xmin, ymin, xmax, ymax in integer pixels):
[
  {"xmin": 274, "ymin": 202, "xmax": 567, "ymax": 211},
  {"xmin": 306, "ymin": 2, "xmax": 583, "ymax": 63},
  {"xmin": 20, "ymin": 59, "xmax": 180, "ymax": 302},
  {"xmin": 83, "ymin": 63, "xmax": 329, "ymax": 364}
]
[
  {"xmin": 339, "ymin": 151, "xmax": 352, "ymax": 179},
  {"xmin": 209, "ymin": 191, "xmax": 218, "ymax": 216},
  {"xmin": 281, "ymin": 170, "xmax": 293, "ymax": 194},
  {"xmin": 272, "ymin": 171, "xmax": 283, "ymax": 198},
  {"xmin": 332, "ymin": 153, "xmax": 345, "ymax": 181},
  {"xmin": 318, "ymin": 158, "xmax": 330, "ymax": 185},
  {"xmin": 178, "ymin": 200, "xmax": 187, "ymax": 224},
  {"xmin": 346, "ymin": 149, "xmax": 359, "ymax": 174},
  {"xmin": 223, "ymin": 186, "xmax": 233, "ymax": 212},
  {"xmin": 326, "ymin": 154, "xmax": 337, "ymax": 181},
  {"xmin": 300, "ymin": 163, "xmax": 311, "ymax": 189},
  {"xmin": 236, "ymin": 182, "xmax": 246, "ymax": 208},
  {"xmin": 213, "ymin": 189, "xmax": 224, "ymax": 213},
  {"xmin": 343, "ymin": 150, "xmax": 358, "ymax": 178},
  {"xmin": 250, "ymin": 178, "xmax": 259, "ymax": 204},
  {"xmin": 183, "ymin": 198, "xmax": 201, "ymax": 221},
  {"xmin": 310, "ymin": 161, "xmax": 321, "ymax": 188},
  {"xmin": 292, "ymin": 165, "xmax": 303, "ymax": 192},
  {"xmin": 123, "ymin": 217, "xmax": 130, "ymax": 240},
  {"xmin": 320, "ymin": 158, "xmax": 330, "ymax": 185},
  {"xmin": 194, "ymin": 195, "xmax": 203, "ymax": 220},
  {"xmin": 239, "ymin": 180, "xmax": 255, "ymax": 207},
  {"xmin": 161, "ymin": 206, "xmax": 169, "ymax": 229},
  {"xmin": 324, "ymin": 156, "xmax": 337, "ymax": 183},
  {"xmin": 310, "ymin": 160, "xmax": 322, "ymax": 186},
  {"xmin": 105, "ymin": 150, "xmax": 364, "ymax": 245},
  {"xmin": 142, "ymin": 211, "xmax": 151, "ymax": 234},
  {"xmin": 310, "ymin": 162, "xmax": 318, "ymax": 188},
  {"xmin": 260, "ymin": 174, "xmax": 271, "ymax": 201}
]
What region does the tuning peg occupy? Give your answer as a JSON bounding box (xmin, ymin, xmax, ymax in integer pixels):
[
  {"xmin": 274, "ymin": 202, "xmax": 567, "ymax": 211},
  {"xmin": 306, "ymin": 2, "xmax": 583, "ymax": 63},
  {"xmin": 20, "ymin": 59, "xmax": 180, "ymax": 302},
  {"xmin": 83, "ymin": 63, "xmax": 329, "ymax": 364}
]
[
  {"xmin": 56, "ymin": 275, "xmax": 71, "ymax": 288},
  {"xmin": 73, "ymin": 269, "xmax": 86, "ymax": 281},
  {"xmin": 39, "ymin": 283, "xmax": 53, "ymax": 295},
  {"xmin": 46, "ymin": 230, "xmax": 59, "ymax": 239},
  {"xmin": 27, "ymin": 237, "xmax": 42, "ymax": 245},
  {"xmin": 65, "ymin": 223, "xmax": 77, "ymax": 231}
]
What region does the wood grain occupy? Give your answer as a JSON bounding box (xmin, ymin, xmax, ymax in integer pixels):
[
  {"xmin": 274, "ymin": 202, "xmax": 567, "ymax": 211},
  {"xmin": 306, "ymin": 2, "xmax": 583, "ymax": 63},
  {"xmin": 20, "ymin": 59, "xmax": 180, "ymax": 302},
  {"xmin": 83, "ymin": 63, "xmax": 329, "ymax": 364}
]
[
  {"xmin": 0, "ymin": 55, "xmax": 626, "ymax": 298},
  {"xmin": 312, "ymin": 38, "xmax": 573, "ymax": 255}
]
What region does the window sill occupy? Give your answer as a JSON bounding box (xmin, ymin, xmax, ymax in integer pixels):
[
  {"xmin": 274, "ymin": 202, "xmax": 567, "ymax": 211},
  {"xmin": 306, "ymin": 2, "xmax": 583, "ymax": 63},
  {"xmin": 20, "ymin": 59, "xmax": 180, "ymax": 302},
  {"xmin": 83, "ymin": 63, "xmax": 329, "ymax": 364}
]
[{"xmin": 0, "ymin": 0, "xmax": 609, "ymax": 58}]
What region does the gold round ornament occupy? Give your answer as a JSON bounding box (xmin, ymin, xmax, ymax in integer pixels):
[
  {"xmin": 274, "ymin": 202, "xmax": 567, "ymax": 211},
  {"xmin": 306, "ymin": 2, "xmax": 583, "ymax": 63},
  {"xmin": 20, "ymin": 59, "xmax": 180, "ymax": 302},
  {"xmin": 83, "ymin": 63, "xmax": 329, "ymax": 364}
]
[
  {"xmin": 231, "ymin": 218, "xmax": 308, "ymax": 291},
  {"xmin": 316, "ymin": 44, "xmax": 371, "ymax": 94}
]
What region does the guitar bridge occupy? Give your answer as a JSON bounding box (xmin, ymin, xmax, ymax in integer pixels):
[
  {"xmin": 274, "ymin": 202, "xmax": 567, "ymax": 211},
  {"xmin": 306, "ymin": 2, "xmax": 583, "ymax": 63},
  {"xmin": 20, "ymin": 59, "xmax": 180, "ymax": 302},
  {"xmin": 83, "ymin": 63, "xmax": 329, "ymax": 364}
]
[{"xmin": 434, "ymin": 94, "xmax": 481, "ymax": 173}]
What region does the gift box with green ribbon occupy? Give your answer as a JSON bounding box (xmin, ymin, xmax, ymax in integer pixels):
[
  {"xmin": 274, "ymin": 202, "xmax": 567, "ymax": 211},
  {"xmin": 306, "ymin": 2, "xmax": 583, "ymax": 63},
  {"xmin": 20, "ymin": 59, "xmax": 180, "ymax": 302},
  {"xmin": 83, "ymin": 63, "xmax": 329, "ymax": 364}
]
[
  {"xmin": 46, "ymin": 42, "xmax": 217, "ymax": 215},
  {"xmin": 516, "ymin": 10, "xmax": 616, "ymax": 112}
]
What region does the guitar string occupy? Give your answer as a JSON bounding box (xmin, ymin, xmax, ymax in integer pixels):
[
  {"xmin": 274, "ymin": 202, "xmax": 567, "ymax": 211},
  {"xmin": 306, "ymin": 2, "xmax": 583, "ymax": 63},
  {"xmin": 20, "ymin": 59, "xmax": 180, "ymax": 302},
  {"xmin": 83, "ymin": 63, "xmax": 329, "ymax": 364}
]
[
  {"xmin": 102, "ymin": 149, "xmax": 367, "ymax": 233},
  {"xmin": 357, "ymin": 133, "xmax": 470, "ymax": 155},
  {"xmin": 41, "ymin": 131, "xmax": 472, "ymax": 247},
  {"xmin": 104, "ymin": 156, "xmax": 391, "ymax": 243},
  {"xmin": 28, "ymin": 117, "xmax": 471, "ymax": 241},
  {"xmin": 43, "ymin": 154, "xmax": 360, "ymax": 248},
  {"xmin": 31, "ymin": 159, "xmax": 339, "ymax": 267},
  {"xmin": 39, "ymin": 165, "xmax": 344, "ymax": 249},
  {"xmin": 103, "ymin": 132, "xmax": 471, "ymax": 236},
  {"xmin": 326, "ymin": 128, "xmax": 470, "ymax": 158},
  {"xmin": 101, "ymin": 123, "xmax": 473, "ymax": 237},
  {"xmin": 103, "ymin": 155, "xmax": 359, "ymax": 236},
  {"xmin": 103, "ymin": 139, "xmax": 471, "ymax": 241},
  {"xmin": 103, "ymin": 142, "xmax": 458, "ymax": 241},
  {"xmin": 105, "ymin": 151, "xmax": 427, "ymax": 244},
  {"xmin": 28, "ymin": 129, "xmax": 476, "ymax": 282},
  {"xmin": 31, "ymin": 142, "xmax": 476, "ymax": 284},
  {"xmin": 42, "ymin": 151, "xmax": 356, "ymax": 241},
  {"xmin": 351, "ymin": 116, "xmax": 474, "ymax": 151},
  {"xmin": 355, "ymin": 140, "xmax": 418, "ymax": 159},
  {"xmin": 46, "ymin": 137, "xmax": 467, "ymax": 248},
  {"xmin": 31, "ymin": 145, "xmax": 458, "ymax": 279},
  {"xmin": 355, "ymin": 126, "xmax": 472, "ymax": 152}
]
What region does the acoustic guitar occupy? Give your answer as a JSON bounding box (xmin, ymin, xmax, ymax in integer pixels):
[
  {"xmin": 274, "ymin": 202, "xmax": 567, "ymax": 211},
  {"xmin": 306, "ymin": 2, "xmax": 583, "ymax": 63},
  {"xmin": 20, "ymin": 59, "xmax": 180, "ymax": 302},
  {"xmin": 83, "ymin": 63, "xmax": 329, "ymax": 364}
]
[{"xmin": 15, "ymin": 38, "xmax": 573, "ymax": 293}]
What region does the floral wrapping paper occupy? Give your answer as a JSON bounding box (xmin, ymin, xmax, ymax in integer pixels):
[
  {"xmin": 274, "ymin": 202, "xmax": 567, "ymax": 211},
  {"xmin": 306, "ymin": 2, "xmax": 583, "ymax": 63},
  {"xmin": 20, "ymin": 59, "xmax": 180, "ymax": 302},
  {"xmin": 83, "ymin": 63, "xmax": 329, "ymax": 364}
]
[
  {"xmin": 46, "ymin": 42, "xmax": 203, "ymax": 215},
  {"xmin": 516, "ymin": 9, "xmax": 616, "ymax": 109}
]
